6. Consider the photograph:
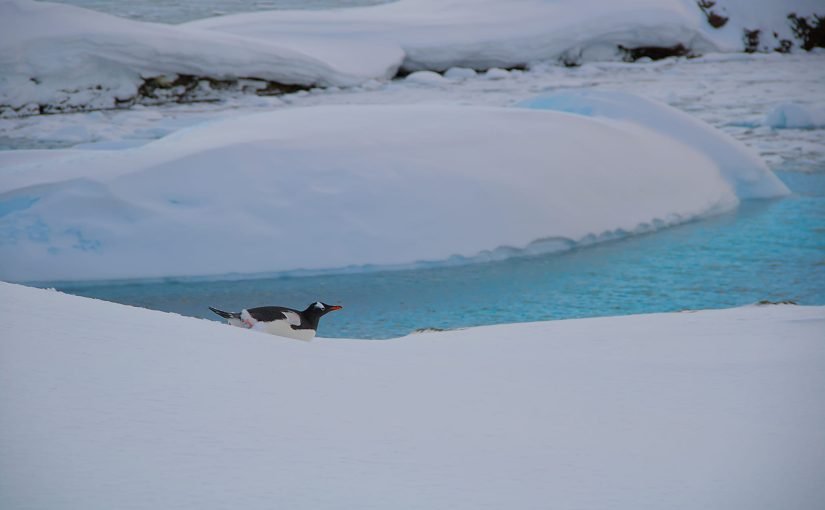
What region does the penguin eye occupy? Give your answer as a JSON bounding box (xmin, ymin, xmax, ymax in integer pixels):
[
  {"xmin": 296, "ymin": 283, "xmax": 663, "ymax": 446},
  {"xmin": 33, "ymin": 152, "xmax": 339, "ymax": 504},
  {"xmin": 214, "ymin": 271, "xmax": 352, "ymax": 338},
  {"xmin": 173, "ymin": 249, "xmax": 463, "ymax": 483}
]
[{"xmin": 314, "ymin": 302, "xmax": 325, "ymax": 310}]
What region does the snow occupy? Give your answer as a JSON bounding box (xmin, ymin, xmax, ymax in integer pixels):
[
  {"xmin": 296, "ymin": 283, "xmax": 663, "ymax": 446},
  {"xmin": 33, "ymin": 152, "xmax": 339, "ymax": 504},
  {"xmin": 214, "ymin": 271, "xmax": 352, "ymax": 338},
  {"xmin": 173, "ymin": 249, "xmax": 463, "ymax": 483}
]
[
  {"xmin": 2, "ymin": 281, "xmax": 824, "ymax": 509},
  {"xmin": 0, "ymin": 0, "xmax": 397, "ymax": 115},
  {"xmin": 765, "ymin": 102, "xmax": 825, "ymax": 129},
  {"xmin": 694, "ymin": 0, "xmax": 825, "ymax": 53},
  {"xmin": 3, "ymin": 0, "xmax": 823, "ymax": 115},
  {"xmin": 185, "ymin": 0, "xmax": 718, "ymax": 73},
  {"xmin": 403, "ymin": 70, "xmax": 449, "ymax": 86},
  {"xmin": 3, "ymin": 52, "xmax": 822, "ymax": 171},
  {"xmin": 443, "ymin": 67, "xmax": 478, "ymax": 81},
  {"xmin": 0, "ymin": 95, "xmax": 788, "ymax": 282},
  {"xmin": 518, "ymin": 90, "xmax": 789, "ymax": 198}
]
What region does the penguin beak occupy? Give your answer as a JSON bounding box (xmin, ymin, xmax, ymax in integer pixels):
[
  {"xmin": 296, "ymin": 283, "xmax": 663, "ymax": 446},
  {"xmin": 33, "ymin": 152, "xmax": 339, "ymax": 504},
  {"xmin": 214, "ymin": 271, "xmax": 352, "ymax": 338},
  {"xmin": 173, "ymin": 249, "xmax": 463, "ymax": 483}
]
[{"xmin": 328, "ymin": 305, "xmax": 343, "ymax": 311}]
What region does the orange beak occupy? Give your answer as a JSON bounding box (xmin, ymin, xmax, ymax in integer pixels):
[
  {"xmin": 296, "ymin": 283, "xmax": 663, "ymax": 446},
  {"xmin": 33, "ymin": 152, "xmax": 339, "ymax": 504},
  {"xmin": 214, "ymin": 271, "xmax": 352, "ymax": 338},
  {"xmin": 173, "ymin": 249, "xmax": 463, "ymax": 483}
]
[{"xmin": 328, "ymin": 305, "xmax": 343, "ymax": 311}]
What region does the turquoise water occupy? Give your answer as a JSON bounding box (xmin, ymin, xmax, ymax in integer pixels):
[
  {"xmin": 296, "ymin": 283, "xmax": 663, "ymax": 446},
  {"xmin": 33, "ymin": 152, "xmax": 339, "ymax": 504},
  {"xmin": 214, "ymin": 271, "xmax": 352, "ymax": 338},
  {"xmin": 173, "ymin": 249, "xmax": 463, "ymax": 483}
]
[{"xmin": 44, "ymin": 171, "xmax": 825, "ymax": 339}]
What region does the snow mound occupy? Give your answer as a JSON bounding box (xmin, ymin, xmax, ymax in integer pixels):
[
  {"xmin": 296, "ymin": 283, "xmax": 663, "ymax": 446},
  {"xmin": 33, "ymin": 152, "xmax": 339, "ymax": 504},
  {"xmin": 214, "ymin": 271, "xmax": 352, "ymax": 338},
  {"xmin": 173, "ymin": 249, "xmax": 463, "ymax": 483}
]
[
  {"xmin": 518, "ymin": 90, "xmax": 790, "ymax": 199},
  {"xmin": 765, "ymin": 102, "xmax": 825, "ymax": 129},
  {"xmin": 4, "ymin": 0, "xmax": 823, "ymax": 115},
  {"xmin": 0, "ymin": 103, "xmax": 749, "ymax": 282},
  {"xmin": 187, "ymin": 0, "xmax": 719, "ymax": 72},
  {"xmin": 0, "ymin": 0, "xmax": 399, "ymax": 116},
  {"xmin": 2, "ymin": 281, "xmax": 825, "ymax": 509},
  {"xmin": 404, "ymin": 71, "xmax": 449, "ymax": 86}
]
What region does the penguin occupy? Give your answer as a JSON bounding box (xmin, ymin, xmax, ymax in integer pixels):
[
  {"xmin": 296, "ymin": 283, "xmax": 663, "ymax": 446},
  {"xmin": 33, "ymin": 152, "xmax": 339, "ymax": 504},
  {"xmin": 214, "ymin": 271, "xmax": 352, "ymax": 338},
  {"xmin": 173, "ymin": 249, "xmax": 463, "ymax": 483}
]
[{"xmin": 209, "ymin": 301, "xmax": 342, "ymax": 341}]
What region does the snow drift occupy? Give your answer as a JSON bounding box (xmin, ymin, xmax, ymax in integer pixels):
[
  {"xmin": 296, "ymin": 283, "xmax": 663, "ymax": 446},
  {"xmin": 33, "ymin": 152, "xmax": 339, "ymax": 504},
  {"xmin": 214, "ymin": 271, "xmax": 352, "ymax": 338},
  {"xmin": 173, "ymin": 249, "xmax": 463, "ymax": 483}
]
[
  {"xmin": 2, "ymin": 282, "xmax": 824, "ymax": 509},
  {"xmin": 0, "ymin": 97, "xmax": 788, "ymax": 282},
  {"xmin": 0, "ymin": 0, "xmax": 400, "ymax": 116},
  {"xmin": 186, "ymin": 0, "xmax": 718, "ymax": 72},
  {"xmin": 3, "ymin": 0, "xmax": 823, "ymax": 115}
]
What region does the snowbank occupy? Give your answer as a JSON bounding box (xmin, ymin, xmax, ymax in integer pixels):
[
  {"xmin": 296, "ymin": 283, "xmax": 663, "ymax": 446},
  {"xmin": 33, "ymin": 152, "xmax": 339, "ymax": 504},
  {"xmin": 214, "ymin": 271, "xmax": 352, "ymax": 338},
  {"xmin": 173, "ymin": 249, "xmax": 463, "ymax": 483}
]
[
  {"xmin": 518, "ymin": 90, "xmax": 790, "ymax": 198},
  {"xmin": 765, "ymin": 102, "xmax": 825, "ymax": 129},
  {"xmin": 0, "ymin": 0, "xmax": 399, "ymax": 115},
  {"xmin": 0, "ymin": 101, "xmax": 776, "ymax": 282},
  {"xmin": 186, "ymin": 0, "xmax": 718, "ymax": 72},
  {"xmin": 4, "ymin": 0, "xmax": 822, "ymax": 115},
  {"xmin": 2, "ymin": 282, "xmax": 824, "ymax": 509}
]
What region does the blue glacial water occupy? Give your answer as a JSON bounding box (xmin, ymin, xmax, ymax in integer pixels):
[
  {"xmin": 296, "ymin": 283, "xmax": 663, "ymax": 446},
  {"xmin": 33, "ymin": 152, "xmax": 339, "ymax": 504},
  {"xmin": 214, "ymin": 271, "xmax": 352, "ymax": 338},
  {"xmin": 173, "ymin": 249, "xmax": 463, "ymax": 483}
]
[{"xmin": 43, "ymin": 171, "xmax": 825, "ymax": 339}]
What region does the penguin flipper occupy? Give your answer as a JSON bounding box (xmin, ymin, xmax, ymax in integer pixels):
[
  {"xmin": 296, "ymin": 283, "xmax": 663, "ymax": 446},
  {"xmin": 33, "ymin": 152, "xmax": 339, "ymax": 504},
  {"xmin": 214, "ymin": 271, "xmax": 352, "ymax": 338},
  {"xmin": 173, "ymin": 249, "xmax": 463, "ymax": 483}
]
[{"xmin": 209, "ymin": 306, "xmax": 241, "ymax": 320}]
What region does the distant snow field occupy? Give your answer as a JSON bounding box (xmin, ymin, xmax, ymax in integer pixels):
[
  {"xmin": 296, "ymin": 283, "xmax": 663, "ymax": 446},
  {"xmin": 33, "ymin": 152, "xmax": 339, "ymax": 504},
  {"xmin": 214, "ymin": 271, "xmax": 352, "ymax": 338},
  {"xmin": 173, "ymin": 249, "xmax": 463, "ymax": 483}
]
[{"xmin": 1, "ymin": 282, "xmax": 824, "ymax": 509}]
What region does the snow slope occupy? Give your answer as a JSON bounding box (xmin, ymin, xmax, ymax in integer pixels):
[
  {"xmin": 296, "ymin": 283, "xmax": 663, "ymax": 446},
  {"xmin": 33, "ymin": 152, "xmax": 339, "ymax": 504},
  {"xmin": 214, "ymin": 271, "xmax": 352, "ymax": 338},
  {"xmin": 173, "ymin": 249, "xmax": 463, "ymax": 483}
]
[
  {"xmin": 0, "ymin": 99, "xmax": 787, "ymax": 282},
  {"xmin": 1, "ymin": 282, "xmax": 824, "ymax": 509}
]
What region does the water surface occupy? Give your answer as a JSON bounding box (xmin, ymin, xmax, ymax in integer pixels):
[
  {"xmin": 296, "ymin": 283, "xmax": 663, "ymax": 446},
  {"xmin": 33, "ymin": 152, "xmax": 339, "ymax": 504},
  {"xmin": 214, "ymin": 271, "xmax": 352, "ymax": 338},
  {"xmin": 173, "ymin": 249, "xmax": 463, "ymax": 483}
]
[{"xmin": 46, "ymin": 171, "xmax": 825, "ymax": 339}]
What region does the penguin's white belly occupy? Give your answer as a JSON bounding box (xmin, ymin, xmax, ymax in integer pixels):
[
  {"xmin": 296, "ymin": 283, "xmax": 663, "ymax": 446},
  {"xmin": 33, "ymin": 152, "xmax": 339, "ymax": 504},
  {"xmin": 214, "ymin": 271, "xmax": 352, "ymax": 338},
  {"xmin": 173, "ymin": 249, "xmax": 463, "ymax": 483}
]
[{"xmin": 253, "ymin": 319, "xmax": 315, "ymax": 341}]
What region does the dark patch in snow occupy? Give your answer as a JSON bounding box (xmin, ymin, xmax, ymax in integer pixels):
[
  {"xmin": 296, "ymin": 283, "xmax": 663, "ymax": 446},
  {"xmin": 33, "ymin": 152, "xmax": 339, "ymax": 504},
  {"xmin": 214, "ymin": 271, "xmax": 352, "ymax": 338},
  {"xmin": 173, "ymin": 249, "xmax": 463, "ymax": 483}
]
[
  {"xmin": 756, "ymin": 299, "xmax": 798, "ymax": 305},
  {"xmin": 743, "ymin": 29, "xmax": 761, "ymax": 53},
  {"xmin": 1, "ymin": 74, "xmax": 311, "ymax": 118},
  {"xmin": 697, "ymin": 0, "xmax": 728, "ymax": 29},
  {"xmin": 559, "ymin": 53, "xmax": 585, "ymax": 67},
  {"xmin": 775, "ymin": 38, "xmax": 794, "ymax": 53},
  {"xmin": 618, "ymin": 44, "xmax": 690, "ymax": 62},
  {"xmin": 788, "ymin": 13, "xmax": 825, "ymax": 51},
  {"xmin": 134, "ymin": 74, "xmax": 305, "ymax": 105}
]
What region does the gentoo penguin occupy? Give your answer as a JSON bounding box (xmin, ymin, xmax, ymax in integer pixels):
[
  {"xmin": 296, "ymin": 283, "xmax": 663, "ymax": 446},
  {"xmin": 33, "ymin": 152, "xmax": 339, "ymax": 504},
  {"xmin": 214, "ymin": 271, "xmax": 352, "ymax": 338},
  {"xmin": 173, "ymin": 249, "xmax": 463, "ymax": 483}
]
[{"xmin": 209, "ymin": 301, "xmax": 342, "ymax": 341}]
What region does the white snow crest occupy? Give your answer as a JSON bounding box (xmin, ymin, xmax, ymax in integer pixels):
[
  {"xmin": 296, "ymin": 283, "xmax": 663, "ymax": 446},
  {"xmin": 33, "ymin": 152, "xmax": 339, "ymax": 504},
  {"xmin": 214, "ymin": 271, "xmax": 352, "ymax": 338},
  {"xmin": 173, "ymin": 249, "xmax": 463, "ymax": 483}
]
[{"xmin": 518, "ymin": 90, "xmax": 790, "ymax": 199}]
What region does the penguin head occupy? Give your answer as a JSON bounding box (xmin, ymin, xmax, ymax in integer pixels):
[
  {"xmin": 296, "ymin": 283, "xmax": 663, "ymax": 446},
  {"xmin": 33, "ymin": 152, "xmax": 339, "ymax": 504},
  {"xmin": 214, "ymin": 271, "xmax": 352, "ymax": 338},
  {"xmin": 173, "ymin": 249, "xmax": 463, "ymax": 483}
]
[{"xmin": 304, "ymin": 301, "xmax": 343, "ymax": 317}]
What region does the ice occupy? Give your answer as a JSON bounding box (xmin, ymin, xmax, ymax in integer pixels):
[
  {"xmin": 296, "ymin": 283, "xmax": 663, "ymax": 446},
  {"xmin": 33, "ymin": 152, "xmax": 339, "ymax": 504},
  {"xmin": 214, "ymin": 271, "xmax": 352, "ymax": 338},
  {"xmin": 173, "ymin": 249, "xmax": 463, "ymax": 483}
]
[
  {"xmin": 2, "ymin": 281, "xmax": 824, "ymax": 509},
  {"xmin": 765, "ymin": 102, "xmax": 825, "ymax": 129}
]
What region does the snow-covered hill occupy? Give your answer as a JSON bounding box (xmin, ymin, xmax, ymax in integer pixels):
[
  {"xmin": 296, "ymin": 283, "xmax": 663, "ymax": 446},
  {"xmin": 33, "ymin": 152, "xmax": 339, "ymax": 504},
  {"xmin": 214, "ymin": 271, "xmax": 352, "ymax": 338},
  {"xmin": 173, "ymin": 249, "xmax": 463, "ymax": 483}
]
[
  {"xmin": 1, "ymin": 282, "xmax": 824, "ymax": 509},
  {"xmin": 2, "ymin": 0, "xmax": 822, "ymax": 116}
]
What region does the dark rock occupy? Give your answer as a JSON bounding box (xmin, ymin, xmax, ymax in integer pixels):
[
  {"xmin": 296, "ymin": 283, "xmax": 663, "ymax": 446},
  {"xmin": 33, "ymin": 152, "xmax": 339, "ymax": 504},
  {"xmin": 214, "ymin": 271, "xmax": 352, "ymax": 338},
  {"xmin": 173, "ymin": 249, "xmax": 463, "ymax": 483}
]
[
  {"xmin": 618, "ymin": 44, "xmax": 690, "ymax": 62},
  {"xmin": 775, "ymin": 39, "xmax": 794, "ymax": 53},
  {"xmin": 697, "ymin": 0, "xmax": 728, "ymax": 29},
  {"xmin": 788, "ymin": 13, "xmax": 825, "ymax": 51},
  {"xmin": 743, "ymin": 29, "xmax": 761, "ymax": 53}
]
